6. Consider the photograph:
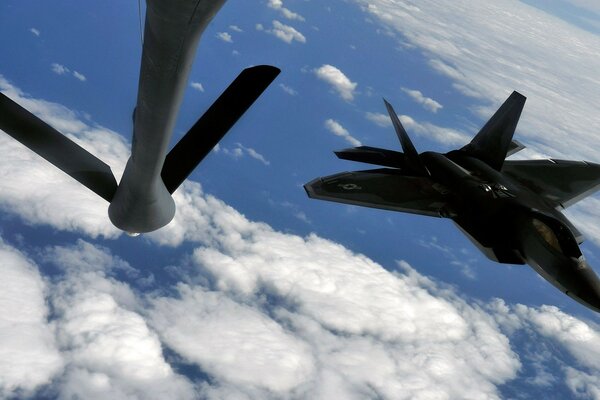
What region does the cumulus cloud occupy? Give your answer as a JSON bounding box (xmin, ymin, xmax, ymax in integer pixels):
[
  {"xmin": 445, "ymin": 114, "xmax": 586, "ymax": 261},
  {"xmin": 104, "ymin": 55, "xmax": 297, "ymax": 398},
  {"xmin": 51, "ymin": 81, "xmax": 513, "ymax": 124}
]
[
  {"xmin": 324, "ymin": 119, "xmax": 361, "ymax": 146},
  {"xmin": 30, "ymin": 27, "xmax": 40, "ymax": 36},
  {"xmin": 365, "ymin": 111, "xmax": 469, "ymax": 146},
  {"xmin": 72, "ymin": 71, "xmax": 87, "ymax": 82},
  {"xmin": 267, "ymin": 0, "xmax": 305, "ymax": 21},
  {"xmin": 216, "ymin": 32, "xmax": 232, "ymax": 43},
  {"xmin": 51, "ymin": 63, "xmax": 87, "ymax": 82},
  {"xmin": 401, "ymin": 87, "xmax": 443, "ymax": 112},
  {"xmin": 190, "ymin": 81, "xmax": 204, "ymax": 92},
  {"xmin": 3, "ymin": 61, "xmax": 600, "ymax": 399},
  {"xmin": 229, "ymin": 25, "xmax": 243, "ymax": 32},
  {"xmin": 314, "ymin": 64, "xmax": 357, "ymax": 101},
  {"xmin": 214, "ymin": 142, "xmax": 270, "ymax": 166},
  {"xmin": 279, "ymin": 83, "xmax": 298, "ymax": 96},
  {"xmin": 260, "ymin": 20, "xmax": 306, "ymax": 44},
  {"xmin": 51, "ymin": 63, "xmax": 69, "ymax": 75},
  {"xmin": 0, "ymin": 240, "xmax": 63, "ymax": 397}
]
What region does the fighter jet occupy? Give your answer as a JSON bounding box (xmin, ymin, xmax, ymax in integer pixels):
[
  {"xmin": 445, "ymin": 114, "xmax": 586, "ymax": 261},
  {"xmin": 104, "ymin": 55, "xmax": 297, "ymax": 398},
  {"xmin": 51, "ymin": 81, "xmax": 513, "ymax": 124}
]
[
  {"xmin": 305, "ymin": 92, "xmax": 600, "ymax": 312},
  {"xmin": 0, "ymin": 0, "xmax": 279, "ymax": 234}
]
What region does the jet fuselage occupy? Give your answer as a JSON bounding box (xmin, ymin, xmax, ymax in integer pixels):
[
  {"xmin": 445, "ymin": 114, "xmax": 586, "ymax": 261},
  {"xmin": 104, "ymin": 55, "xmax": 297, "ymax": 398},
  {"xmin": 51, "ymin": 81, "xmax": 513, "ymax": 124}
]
[{"xmin": 422, "ymin": 150, "xmax": 600, "ymax": 312}]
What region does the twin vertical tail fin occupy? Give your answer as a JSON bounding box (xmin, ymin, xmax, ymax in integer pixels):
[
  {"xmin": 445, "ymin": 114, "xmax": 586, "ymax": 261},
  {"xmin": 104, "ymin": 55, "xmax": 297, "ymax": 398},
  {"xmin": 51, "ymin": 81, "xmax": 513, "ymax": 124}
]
[
  {"xmin": 383, "ymin": 99, "xmax": 429, "ymax": 176},
  {"xmin": 460, "ymin": 91, "xmax": 526, "ymax": 170},
  {"xmin": 0, "ymin": 92, "xmax": 118, "ymax": 201},
  {"xmin": 161, "ymin": 65, "xmax": 280, "ymax": 193}
]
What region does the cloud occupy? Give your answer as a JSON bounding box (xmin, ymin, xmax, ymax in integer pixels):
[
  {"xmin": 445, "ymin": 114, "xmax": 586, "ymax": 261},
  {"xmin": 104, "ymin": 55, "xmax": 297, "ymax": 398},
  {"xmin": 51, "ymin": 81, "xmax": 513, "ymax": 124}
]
[
  {"xmin": 214, "ymin": 142, "xmax": 270, "ymax": 166},
  {"xmin": 314, "ymin": 65, "xmax": 357, "ymax": 101},
  {"xmin": 3, "ymin": 71, "xmax": 600, "ymax": 399},
  {"xmin": 72, "ymin": 71, "xmax": 87, "ymax": 82},
  {"xmin": 190, "ymin": 81, "xmax": 204, "ymax": 92},
  {"xmin": 44, "ymin": 240, "xmax": 196, "ymax": 399},
  {"xmin": 401, "ymin": 87, "xmax": 443, "ymax": 113},
  {"xmin": 261, "ymin": 20, "xmax": 306, "ymax": 44},
  {"xmin": 324, "ymin": 119, "xmax": 361, "ymax": 146},
  {"xmin": 30, "ymin": 27, "xmax": 40, "ymax": 37},
  {"xmin": 267, "ymin": 0, "xmax": 305, "ymax": 21},
  {"xmin": 0, "ymin": 240, "xmax": 63, "ymax": 397},
  {"xmin": 51, "ymin": 63, "xmax": 87, "ymax": 82},
  {"xmin": 279, "ymin": 83, "xmax": 298, "ymax": 96},
  {"xmin": 51, "ymin": 63, "xmax": 70, "ymax": 75},
  {"xmin": 229, "ymin": 25, "xmax": 243, "ymax": 32},
  {"xmin": 365, "ymin": 111, "xmax": 470, "ymax": 146},
  {"xmin": 216, "ymin": 32, "xmax": 232, "ymax": 43}
]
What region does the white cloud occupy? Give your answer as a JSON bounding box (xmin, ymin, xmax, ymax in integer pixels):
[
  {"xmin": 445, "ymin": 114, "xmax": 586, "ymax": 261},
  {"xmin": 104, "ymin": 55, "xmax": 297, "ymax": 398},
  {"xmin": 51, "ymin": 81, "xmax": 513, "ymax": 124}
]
[
  {"xmin": 264, "ymin": 20, "xmax": 306, "ymax": 44},
  {"xmin": 0, "ymin": 240, "xmax": 63, "ymax": 397},
  {"xmin": 324, "ymin": 119, "xmax": 361, "ymax": 146},
  {"xmin": 365, "ymin": 111, "xmax": 470, "ymax": 146},
  {"xmin": 267, "ymin": 0, "xmax": 305, "ymax": 21},
  {"xmin": 51, "ymin": 63, "xmax": 87, "ymax": 82},
  {"xmin": 190, "ymin": 81, "xmax": 204, "ymax": 92},
  {"xmin": 215, "ymin": 142, "xmax": 270, "ymax": 166},
  {"xmin": 216, "ymin": 32, "xmax": 232, "ymax": 43},
  {"xmin": 73, "ymin": 71, "xmax": 87, "ymax": 82},
  {"xmin": 279, "ymin": 83, "xmax": 298, "ymax": 96},
  {"xmin": 401, "ymin": 87, "xmax": 443, "ymax": 113},
  {"xmin": 3, "ymin": 70, "xmax": 600, "ymax": 399},
  {"xmin": 51, "ymin": 63, "xmax": 70, "ymax": 75},
  {"xmin": 44, "ymin": 240, "xmax": 196, "ymax": 399},
  {"xmin": 229, "ymin": 25, "xmax": 243, "ymax": 32},
  {"xmin": 314, "ymin": 64, "xmax": 357, "ymax": 101},
  {"xmin": 30, "ymin": 27, "xmax": 40, "ymax": 36}
]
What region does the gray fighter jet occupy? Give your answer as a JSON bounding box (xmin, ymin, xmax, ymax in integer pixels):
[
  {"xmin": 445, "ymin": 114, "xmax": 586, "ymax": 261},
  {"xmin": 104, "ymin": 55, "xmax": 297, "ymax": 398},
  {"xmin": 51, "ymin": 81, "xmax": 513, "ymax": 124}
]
[
  {"xmin": 0, "ymin": 0, "xmax": 279, "ymax": 234},
  {"xmin": 305, "ymin": 92, "xmax": 600, "ymax": 312}
]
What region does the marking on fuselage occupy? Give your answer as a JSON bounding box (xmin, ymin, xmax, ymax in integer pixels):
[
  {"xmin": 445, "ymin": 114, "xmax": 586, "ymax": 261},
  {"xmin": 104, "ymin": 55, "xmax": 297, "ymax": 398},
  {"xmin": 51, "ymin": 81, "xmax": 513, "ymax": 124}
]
[{"xmin": 338, "ymin": 183, "xmax": 362, "ymax": 190}]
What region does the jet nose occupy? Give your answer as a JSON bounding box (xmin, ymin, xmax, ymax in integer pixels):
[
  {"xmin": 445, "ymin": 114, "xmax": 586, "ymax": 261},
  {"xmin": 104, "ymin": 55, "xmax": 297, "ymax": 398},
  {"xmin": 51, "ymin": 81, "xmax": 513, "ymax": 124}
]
[{"xmin": 566, "ymin": 260, "xmax": 600, "ymax": 313}]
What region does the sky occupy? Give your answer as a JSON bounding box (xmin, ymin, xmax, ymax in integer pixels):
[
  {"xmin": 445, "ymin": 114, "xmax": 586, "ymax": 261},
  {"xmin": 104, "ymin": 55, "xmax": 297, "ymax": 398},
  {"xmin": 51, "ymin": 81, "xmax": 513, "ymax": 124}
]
[{"xmin": 1, "ymin": 0, "xmax": 600, "ymax": 398}]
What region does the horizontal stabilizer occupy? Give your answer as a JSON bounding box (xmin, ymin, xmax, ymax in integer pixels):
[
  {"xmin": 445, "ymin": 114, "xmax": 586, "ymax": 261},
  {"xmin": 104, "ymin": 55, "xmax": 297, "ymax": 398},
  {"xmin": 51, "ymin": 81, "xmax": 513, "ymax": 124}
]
[
  {"xmin": 461, "ymin": 91, "xmax": 526, "ymax": 170},
  {"xmin": 0, "ymin": 92, "xmax": 118, "ymax": 201},
  {"xmin": 161, "ymin": 65, "xmax": 280, "ymax": 193},
  {"xmin": 335, "ymin": 146, "xmax": 405, "ymax": 168},
  {"xmin": 506, "ymin": 140, "xmax": 526, "ymax": 157}
]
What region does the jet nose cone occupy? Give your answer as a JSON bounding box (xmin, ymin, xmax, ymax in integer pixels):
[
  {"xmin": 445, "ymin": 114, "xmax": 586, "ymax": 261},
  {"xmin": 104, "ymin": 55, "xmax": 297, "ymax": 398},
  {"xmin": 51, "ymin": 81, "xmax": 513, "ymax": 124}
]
[{"xmin": 568, "ymin": 260, "xmax": 600, "ymax": 313}]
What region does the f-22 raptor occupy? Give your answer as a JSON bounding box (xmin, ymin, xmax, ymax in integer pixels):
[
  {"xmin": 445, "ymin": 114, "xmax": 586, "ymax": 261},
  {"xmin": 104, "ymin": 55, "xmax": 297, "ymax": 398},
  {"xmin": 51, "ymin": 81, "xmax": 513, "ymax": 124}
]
[
  {"xmin": 305, "ymin": 92, "xmax": 600, "ymax": 313},
  {"xmin": 0, "ymin": 0, "xmax": 279, "ymax": 234}
]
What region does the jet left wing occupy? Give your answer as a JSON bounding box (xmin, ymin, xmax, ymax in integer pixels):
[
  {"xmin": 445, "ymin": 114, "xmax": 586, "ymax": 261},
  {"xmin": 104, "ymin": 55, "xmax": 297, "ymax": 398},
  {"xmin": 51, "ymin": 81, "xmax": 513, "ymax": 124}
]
[
  {"xmin": 304, "ymin": 169, "xmax": 453, "ymax": 217},
  {"xmin": 503, "ymin": 159, "xmax": 600, "ymax": 208}
]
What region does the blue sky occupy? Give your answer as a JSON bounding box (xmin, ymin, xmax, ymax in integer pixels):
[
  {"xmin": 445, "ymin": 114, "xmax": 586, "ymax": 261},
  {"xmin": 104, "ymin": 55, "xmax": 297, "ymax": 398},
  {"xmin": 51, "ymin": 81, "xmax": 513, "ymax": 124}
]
[{"xmin": 1, "ymin": 0, "xmax": 600, "ymax": 399}]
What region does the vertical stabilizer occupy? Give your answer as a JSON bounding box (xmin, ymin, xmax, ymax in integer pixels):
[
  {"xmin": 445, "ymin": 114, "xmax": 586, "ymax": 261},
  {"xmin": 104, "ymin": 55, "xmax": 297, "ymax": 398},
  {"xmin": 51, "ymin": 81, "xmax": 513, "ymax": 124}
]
[
  {"xmin": 383, "ymin": 99, "xmax": 429, "ymax": 176},
  {"xmin": 460, "ymin": 91, "xmax": 526, "ymax": 170}
]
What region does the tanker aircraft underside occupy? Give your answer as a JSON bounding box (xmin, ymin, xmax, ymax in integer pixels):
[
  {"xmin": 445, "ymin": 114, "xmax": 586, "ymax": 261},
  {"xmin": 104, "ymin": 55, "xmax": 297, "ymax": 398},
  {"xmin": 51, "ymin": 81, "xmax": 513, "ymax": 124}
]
[{"xmin": 0, "ymin": 0, "xmax": 279, "ymax": 234}]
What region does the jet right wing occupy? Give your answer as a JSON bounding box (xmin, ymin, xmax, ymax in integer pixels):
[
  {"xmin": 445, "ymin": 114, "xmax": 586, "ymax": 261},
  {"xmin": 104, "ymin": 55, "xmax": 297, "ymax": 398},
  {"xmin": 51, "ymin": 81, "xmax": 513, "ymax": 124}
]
[
  {"xmin": 503, "ymin": 159, "xmax": 600, "ymax": 208},
  {"xmin": 304, "ymin": 169, "xmax": 453, "ymax": 217}
]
